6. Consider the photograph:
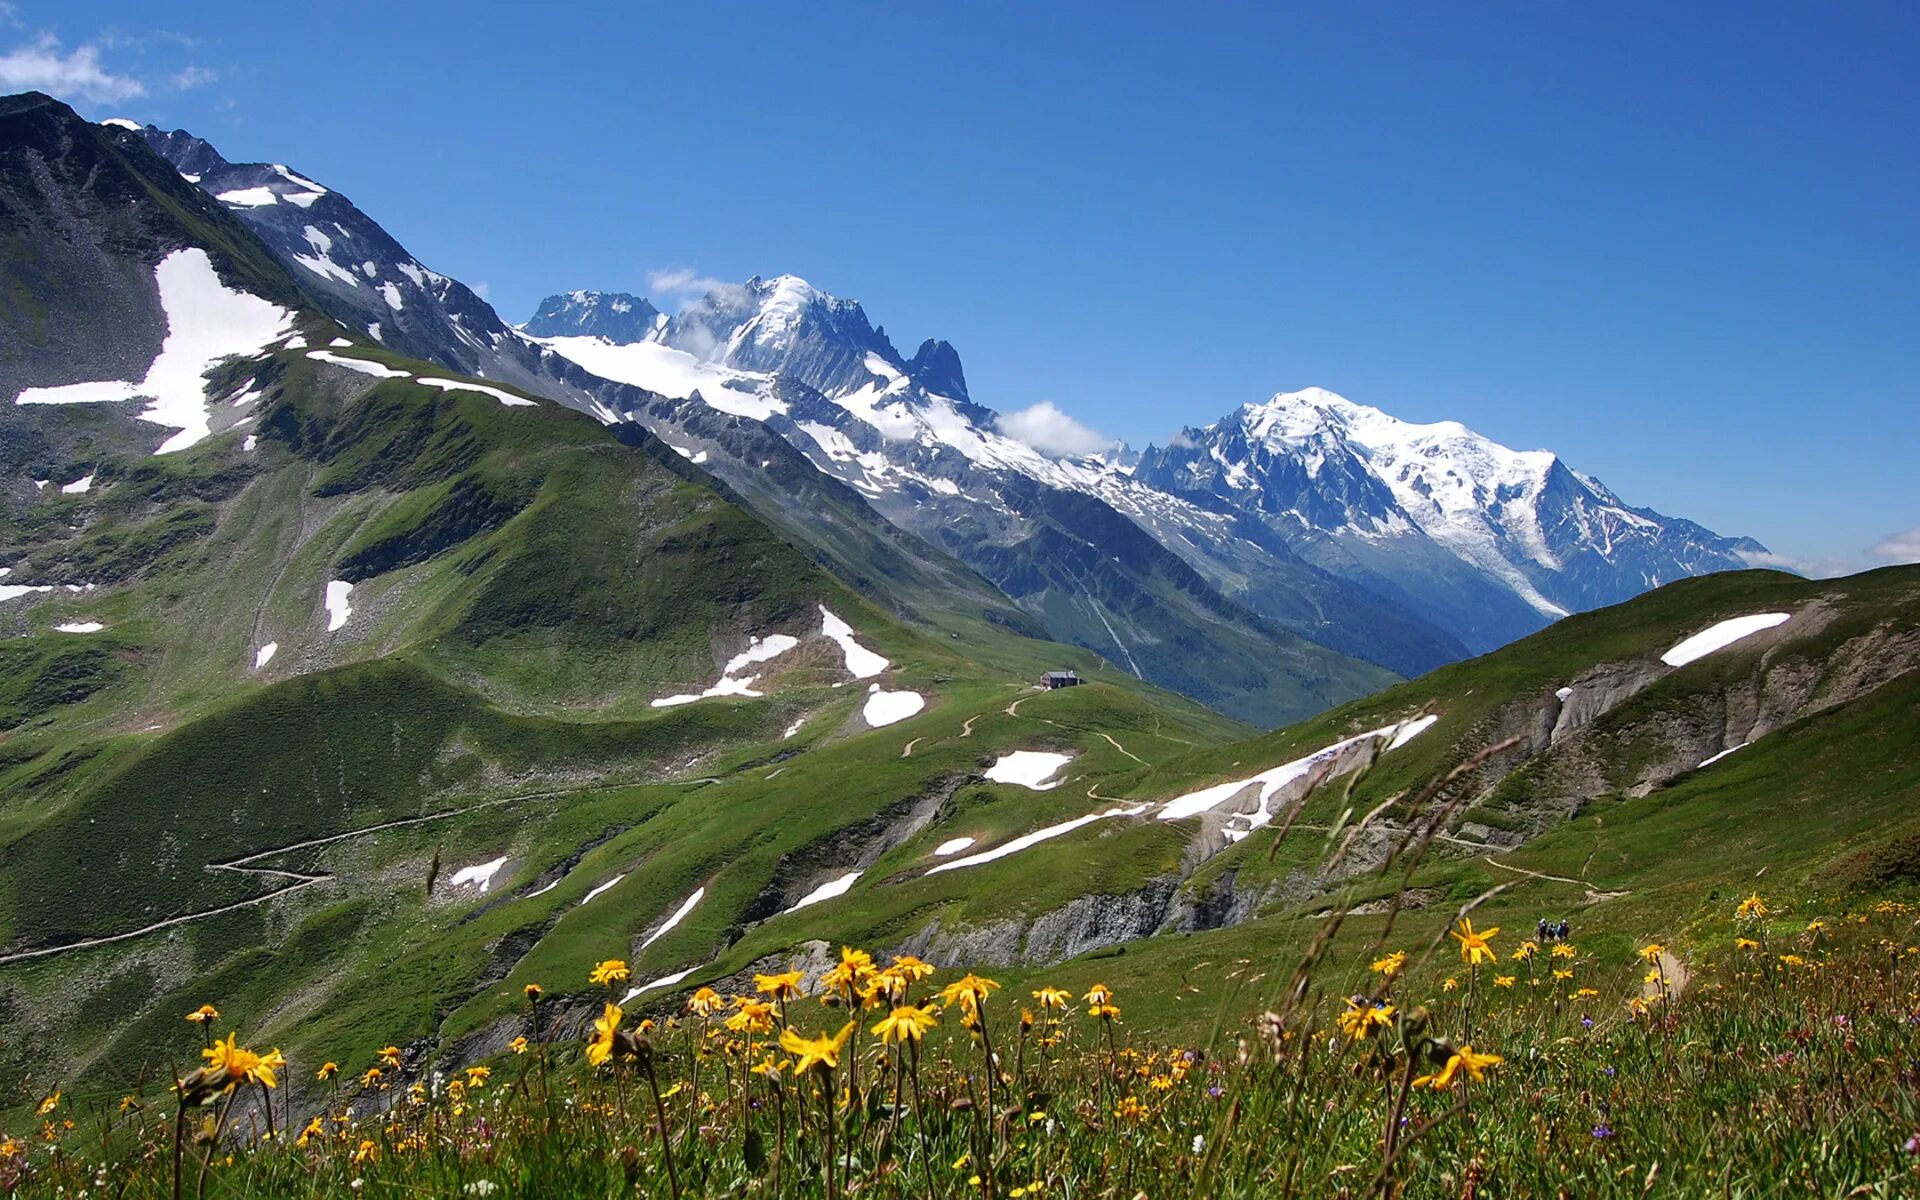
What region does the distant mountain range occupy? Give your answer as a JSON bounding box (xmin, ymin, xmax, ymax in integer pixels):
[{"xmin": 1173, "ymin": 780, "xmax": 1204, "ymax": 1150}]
[{"xmin": 120, "ymin": 113, "xmax": 1771, "ymax": 724}]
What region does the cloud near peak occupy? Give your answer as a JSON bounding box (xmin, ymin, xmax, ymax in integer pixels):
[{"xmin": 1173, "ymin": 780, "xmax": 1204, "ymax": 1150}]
[
  {"xmin": 647, "ymin": 267, "xmax": 736, "ymax": 305},
  {"xmin": 996, "ymin": 400, "xmax": 1111, "ymax": 458},
  {"xmin": 0, "ymin": 35, "xmax": 147, "ymax": 104},
  {"xmin": 1867, "ymin": 526, "xmax": 1920, "ymax": 565}
]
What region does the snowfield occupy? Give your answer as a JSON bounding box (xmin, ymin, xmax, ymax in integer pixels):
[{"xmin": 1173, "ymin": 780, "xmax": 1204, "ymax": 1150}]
[
  {"xmin": 530, "ymin": 334, "xmax": 784, "ymax": 421},
  {"xmin": 306, "ymin": 349, "xmax": 411, "ymax": 379},
  {"xmin": 926, "ymin": 805, "xmax": 1151, "ymax": 875},
  {"xmin": 324, "ymin": 581, "xmax": 354, "ymax": 632},
  {"xmin": 253, "ymin": 642, "xmax": 278, "ymax": 669},
  {"xmin": 863, "ymin": 685, "xmax": 924, "ymax": 727},
  {"xmin": 1158, "ymin": 714, "xmax": 1437, "ymax": 839},
  {"xmin": 447, "ymin": 856, "xmax": 509, "ymax": 893},
  {"xmin": 15, "ymin": 249, "xmax": 292, "ymax": 453},
  {"xmin": 580, "ymin": 874, "xmax": 626, "ymax": 905},
  {"xmin": 1698, "ymin": 742, "xmax": 1751, "ymax": 768},
  {"xmin": 416, "ymin": 377, "xmax": 538, "ymax": 407},
  {"xmin": 54, "ymin": 622, "xmax": 105, "ymax": 633},
  {"xmin": 651, "ymin": 633, "xmax": 799, "ymax": 708},
  {"xmin": 1660, "ymin": 613, "xmax": 1792, "ymax": 667},
  {"xmin": 622, "ymin": 964, "xmax": 702, "ymax": 1004},
  {"xmin": 783, "ymin": 870, "xmax": 862, "ymax": 915},
  {"xmin": 820, "ymin": 607, "xmax": 889, "ymax": 677},
  {"xmin": 983, "ymin": 751, "xmax": 1073, "ymax": 790},
  {"xmin": 932, "ymin": 837, "xmax": 975, "ymax": 857},
  {"xmin": 640, "ymin": 888, "xmax": 705, "ymax": 950}
]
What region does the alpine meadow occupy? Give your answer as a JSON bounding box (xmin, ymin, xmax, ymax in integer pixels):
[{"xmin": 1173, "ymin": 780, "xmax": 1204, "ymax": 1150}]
[{"xmin": 0, "ymin": 8, "xmax": 1916, "ymax": 1197}]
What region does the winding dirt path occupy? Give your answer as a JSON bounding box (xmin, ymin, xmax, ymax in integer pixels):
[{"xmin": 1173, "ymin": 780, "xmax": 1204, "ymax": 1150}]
[
  {"xmin": 959, "ymin": 715, "xmax": 979, "ymax": 738},
  {"xmin": 1482, "ymin": 856, "xmax": 1631, "ymax": 904},
  {"xmin": 900, "ymin": 737, "xmax": 923, "ymax": 758},
  {"xmin": 0, "ymin": 788, "xmax": 573, "ymax": 967},
  {"xmin": 1643, "ymin": 951, "xmax": 1689, "ymax": 1001},
  {"xmin": 1096, "ymin": 732, "xmax": 1147, "ymax": 766}
]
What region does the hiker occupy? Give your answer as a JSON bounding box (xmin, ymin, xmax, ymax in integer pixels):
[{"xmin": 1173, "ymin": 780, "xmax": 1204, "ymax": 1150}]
[
  {"xmin": 1557, "ymin": 920, "xmax": 1570, "ymax": 941},
  {"xmin": 1538, "ymin": 918, "xmax": 1550, "ymax": 942}
]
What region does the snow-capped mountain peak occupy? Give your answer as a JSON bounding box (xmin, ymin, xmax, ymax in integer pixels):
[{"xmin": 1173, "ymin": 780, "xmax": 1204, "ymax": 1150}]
[{"xmin": 1141, "ymin": 388, "xmax": 1767, "ymax": 635}]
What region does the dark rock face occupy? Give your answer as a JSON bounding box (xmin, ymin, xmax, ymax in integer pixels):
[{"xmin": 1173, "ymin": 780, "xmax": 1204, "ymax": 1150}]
[
  {"xmin": 135, "ymin": 121, "xmax": 576, "ymax": 403},
  {"xmin": 0, "ymin": 94, "xmax": 295, "ymax": 400}
]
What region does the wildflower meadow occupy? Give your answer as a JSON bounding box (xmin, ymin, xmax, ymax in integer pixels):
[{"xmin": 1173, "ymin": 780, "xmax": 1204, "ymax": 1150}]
[{"xmin": 6, "ymin": 890, "xmax": 1918, "ymax": 1198}]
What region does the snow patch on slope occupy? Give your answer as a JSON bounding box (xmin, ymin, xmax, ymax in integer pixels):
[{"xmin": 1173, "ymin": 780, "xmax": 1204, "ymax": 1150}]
[
  {"xmin": 983, "ymin": 751, "xmax": 1072, "ymax": 790},
  {"xmin": 863, "ymin": 685, "xmax": 924, "ymax": 727},
  {"xmin": 15, "ymin": 249, "xmax": 291, "ymax": 453},
  {"xmin": 926, "ymin": 805, "xmax": 1151, "ymax": 875},
  {"xmin": 1158, "ymin": 714, "xmax": 1437, "ymax": 839},
  {"xmin": 531, "ymin": 335, "xmax": 785, "ymax": 421},
  {"xmin": 416, "ymin": 376, "xmax": 538, "ymax": 407},
  {"xmin": 819, "ymin": 607, "xmax": 888, "ymax": 677},
  {"xmin": 651, "ymin": 633, "xmax": 799, "ymax": 708},
  {"xmin": 1660, "ymin": 613, "xmax": 1791, "ymax": 667},
  {"xmin": 782, "ymin": 871, "xmax": 861, "ymax": 915},
  {"xmin": 448, "ymin": 856, "xmax": 510, "ymax": 893},
  {"xmin": 323, "ymin": 581, "xmax": 353, "ymax": 632}
]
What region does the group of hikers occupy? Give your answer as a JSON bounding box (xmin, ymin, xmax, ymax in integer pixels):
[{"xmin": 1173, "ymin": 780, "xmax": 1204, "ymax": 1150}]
[{"xmin": 1537, "ymin": 917, "xmax": 1571, "ymax": 942}]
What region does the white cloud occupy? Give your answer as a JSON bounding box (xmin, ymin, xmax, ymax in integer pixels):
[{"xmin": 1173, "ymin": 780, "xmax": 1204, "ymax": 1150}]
[
  {"xmin": 470, "ymin": 280, "xmax": 491, "ymax": 300},
  {"xmin": 0, "ymin": 35, "xmax": 146, "ymax": 104},
  {"xmin": 646, "ymin": 267, "xmax": 735, "ymax": 305},
  {"xmin": 1867, "ymin": 526, "xmax": 1920, "ymax": 565},
  {"xmin": 169, "ymin": 64, "xmax": 216, "ymax": 90},
  {"xmin": 996, "ymin": 401, "xmax": 1111, "ymax": 458},
  {"xmin": 1737, "ymin": 548, "xmax": 1855, "ymax": 579}
]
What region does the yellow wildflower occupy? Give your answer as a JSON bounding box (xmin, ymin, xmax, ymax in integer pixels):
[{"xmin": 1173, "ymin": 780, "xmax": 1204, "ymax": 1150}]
[
  {"xmin": 1735, "ymin": 894, "xmax": 1768, "ymax": 921},
  {"xmin": 1032, "ymin": 986, "xmax": 1073, "ymax": 1010},
  {"xmin": 184, "ymin": 1004, "xmax": 220, "ymax": 1025},
  {"xmin": 822, "ymin": 946, "xmax": 876, "ymax": 995},
  {"xmin": 1336, "ymin": 999, "xmax": 1396, "ymax": 1041},
  {"xmin": 1450, "ymin": 918, "xmax": 1500, "ymax": 966},
  {"xmin": 939, "ymin": 974, "xmax": 1002, "ymax": 1017},
  {"xmin": 1370, "ymin": 950, "xmax": 1407, "ymax": 977},
  {"xmin": 779, "ymin": 1021, "xmax": 856, "ymax": 1074},
  {"xmin": 589, "ymin": 959, "xmax": 630, "ymax": 988},
  {"xmin": 726, "ymin": 998, "xmax": 776, "ymax": 1036},
  {"xmin": 754, "ymin": 969, "xmax": 806, "ymax": 1001},
  {"xmin": 587, "ymin": 1002, "xmax": 623, "ymax": 1068},
  {"xmin": 871, "ymin": 1003, "xmax": 941, "ymax": 1045},
  {"xmin": 509, "ymin": 1036, "xmax": 529, "ymax": 1055},
  {"xmin": 1413, "ymin": 1044, "xmax": 1502, "ymax": 1088}
]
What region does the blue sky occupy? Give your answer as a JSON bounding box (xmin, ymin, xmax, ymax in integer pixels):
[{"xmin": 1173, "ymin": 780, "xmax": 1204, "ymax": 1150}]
[{"xmin": 4, "ymin": 1, "xmax": 1915, "ymax": 571}]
